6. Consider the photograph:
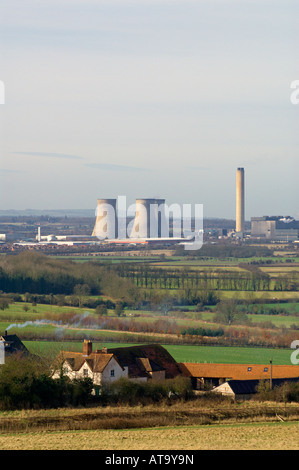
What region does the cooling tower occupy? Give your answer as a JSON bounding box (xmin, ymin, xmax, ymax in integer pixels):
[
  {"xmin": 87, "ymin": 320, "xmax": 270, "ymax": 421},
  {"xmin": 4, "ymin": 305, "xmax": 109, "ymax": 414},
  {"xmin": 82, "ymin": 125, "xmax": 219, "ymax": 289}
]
[
  {"xmin": 150, "ymin": 198, "xmax": 168, "ymax": 238},
  {"xmin": 92, "ymin": 199, "xmax": 118, "ymax": 239},
  {"xmin": 236, "ymin": 167, "xmax": 245, "ymax": 233},
  {"xmin": 130, "ymin": 198, "xmax": 167, "ymax": 238}
]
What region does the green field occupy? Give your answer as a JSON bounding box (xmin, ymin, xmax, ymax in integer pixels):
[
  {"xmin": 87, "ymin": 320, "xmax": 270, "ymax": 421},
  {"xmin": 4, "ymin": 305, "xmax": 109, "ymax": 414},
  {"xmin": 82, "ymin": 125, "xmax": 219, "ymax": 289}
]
[
  {"xmin": 23, "ymin": 340, "xmax": 295, "ymax": 365},
  {"xmin": 1, "ymin": 300, "xmax": 298, "ymax": 337}
]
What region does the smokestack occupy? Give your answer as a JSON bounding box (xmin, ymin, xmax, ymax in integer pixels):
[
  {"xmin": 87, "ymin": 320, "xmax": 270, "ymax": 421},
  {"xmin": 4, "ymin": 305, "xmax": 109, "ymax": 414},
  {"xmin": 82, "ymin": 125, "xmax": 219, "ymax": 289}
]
[
  {"xmin": 92, "ymin": 199, "xmax": 118, "ymax": 239},
  {"xmin": 236, "ymin": 167, "xmax": 245, "ymax": 234}
]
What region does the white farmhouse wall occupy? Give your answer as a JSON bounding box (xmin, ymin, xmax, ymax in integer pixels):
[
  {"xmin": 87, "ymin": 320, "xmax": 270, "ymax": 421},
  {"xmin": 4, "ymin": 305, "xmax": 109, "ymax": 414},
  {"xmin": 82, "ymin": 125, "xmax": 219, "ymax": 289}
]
[
  {"xmin": 78, "ymin": 362, "xmax": 101, "ymax": 384},
  {"xmin": 52, "ymin": 361, "xmax": 78, "ymax": 381},
  {"xmin": 52, "ymin": 356, "xmax": 128, "ymax": 387},
  {"xmin": 101, "ymin": 357, "xmax": 128, "ymax": 384}
]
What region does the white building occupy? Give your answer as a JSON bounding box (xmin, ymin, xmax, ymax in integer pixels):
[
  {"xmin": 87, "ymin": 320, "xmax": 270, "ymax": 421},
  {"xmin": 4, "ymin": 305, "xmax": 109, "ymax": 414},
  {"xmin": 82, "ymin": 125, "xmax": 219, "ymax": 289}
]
[
  {"xmin": 52, "ymin": 341, "xmax": 180, "ymax": 393},
  {"xmin": 52, "ymin": 341, "xmax": 128, "ymax": 391}
]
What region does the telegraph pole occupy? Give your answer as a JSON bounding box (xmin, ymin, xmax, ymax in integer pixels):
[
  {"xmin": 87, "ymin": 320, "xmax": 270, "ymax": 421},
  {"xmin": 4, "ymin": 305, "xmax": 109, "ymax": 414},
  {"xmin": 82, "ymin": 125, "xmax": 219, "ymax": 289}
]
[{"xmin": 270, "ymin": 359, "xmax": 273, "ymax": 390}]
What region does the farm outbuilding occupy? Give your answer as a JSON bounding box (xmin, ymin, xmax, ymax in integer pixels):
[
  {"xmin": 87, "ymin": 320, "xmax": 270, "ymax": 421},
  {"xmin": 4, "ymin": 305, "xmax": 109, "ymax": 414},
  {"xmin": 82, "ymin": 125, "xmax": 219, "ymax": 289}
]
[
  {"xmin": 178, "ymin": 363, "xmax": 299, "ymax": 390},
  {"xmin": 212, "ymin": 377, "xmax": 299, "ymax": 400},
  {"xmin": 0, "ymin": 331, "xmax": 30, "ymax": 365}
]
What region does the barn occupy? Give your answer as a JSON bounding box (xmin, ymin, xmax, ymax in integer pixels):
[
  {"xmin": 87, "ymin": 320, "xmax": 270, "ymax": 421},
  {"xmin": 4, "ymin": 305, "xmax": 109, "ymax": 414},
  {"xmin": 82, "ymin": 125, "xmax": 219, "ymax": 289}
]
[{"xmin": 212, "ymin": 377, "xmax": 299, "ymax": 400}]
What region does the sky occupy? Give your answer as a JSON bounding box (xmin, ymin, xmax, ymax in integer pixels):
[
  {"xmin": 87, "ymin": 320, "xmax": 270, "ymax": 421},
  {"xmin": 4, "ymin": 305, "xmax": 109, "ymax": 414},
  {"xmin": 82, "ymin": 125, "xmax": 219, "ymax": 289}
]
[{"xmin": 0, "ymin": 0, "xmax": 298, "ymax": 219}]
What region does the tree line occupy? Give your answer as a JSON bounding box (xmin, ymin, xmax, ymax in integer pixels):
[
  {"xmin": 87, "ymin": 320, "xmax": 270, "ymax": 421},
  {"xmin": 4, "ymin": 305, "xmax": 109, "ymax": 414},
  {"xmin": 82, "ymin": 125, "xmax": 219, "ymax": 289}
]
[
  {"xmin": 114, "ymin": 263, "xmax": 298, "ymax": 293},
  {"xmin": 0, "ymin": 253, "xmax": 140, "ymax": 304}
]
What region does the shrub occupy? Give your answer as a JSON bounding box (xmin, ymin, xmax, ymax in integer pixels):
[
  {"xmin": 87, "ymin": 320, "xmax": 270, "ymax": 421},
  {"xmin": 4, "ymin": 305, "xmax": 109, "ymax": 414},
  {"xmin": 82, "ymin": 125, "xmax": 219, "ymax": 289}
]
[
  {"xmin": 102, "ymin": 376, "xmax": 193, "ymax": 405},
  {"xmin": 0, "ymin": 356, "xmax": 93, "ymax": 410}
]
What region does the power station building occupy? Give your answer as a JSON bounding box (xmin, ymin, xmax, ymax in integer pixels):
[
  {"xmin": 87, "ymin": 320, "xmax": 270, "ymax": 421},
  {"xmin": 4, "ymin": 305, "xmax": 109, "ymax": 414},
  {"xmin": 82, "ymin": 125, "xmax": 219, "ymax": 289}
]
[
  {"xmin": 91, "ymin": 197, "xmax": 190, "ymax": 246},
  {"xmin": 251, "ymin": 216, "xmax": 299, "ymax": 241}
]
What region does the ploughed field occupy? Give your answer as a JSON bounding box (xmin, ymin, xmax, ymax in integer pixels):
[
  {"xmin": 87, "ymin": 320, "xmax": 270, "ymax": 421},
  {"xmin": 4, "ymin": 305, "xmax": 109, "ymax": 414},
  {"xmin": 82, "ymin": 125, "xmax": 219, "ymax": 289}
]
[{"xmin": 0, "ymin": 401, "xmax": 299, "ymax": 450}]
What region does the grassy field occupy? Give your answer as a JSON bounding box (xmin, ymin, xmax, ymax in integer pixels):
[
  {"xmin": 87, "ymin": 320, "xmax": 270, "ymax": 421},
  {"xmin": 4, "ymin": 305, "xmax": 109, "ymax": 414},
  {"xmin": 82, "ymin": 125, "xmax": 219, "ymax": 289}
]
[
  {"xmin": 1, "ymin": 299, "xmax": 297, "ymax": 366},
  {"xmin": 23, "ymin": 341, "xmax": 296, "ymax": 365},
  {"xmin": 1, "ymin": 300, "xmax": 298, "ymax": 330}
]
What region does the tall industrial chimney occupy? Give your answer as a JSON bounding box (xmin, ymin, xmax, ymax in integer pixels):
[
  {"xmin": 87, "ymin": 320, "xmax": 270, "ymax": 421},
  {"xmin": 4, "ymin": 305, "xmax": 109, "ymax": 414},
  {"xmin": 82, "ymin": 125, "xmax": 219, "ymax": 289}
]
[
  {"xmin": 236, "ymin": 167, "xmax": 245, "ymax": 234},
  {"xmin": 92, "ymin": 199, "xmax": 118, "ymax": 239}
]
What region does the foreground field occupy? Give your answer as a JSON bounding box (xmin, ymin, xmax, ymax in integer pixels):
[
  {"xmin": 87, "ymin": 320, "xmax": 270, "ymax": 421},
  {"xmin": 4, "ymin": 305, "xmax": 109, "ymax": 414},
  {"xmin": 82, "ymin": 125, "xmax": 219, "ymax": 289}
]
[{"xmin": 0, "ymin": 421, "xmax": 298, "ymax": 450}]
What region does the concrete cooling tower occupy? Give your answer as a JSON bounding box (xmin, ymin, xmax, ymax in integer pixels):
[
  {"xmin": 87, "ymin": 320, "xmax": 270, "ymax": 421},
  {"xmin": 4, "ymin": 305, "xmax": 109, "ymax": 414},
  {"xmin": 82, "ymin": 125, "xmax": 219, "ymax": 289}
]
[
  {"xmin": 236, "ymin": 167, "xmax": 245, "ymax": 234},
  {"xmin": 130, "ymin": 198, "xmax": 167, "ymax": 238},
  {"xmin": 92, "ymin": 199, "xmax": 118, "ymax": 239}
]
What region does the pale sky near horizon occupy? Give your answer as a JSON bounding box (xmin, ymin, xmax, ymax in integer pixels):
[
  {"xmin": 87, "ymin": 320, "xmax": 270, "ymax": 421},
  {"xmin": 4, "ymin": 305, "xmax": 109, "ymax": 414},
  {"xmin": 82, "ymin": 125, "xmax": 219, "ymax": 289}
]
[{"xmin": 0, "ymin": 0, "xmax": 298, "ymax": 219}]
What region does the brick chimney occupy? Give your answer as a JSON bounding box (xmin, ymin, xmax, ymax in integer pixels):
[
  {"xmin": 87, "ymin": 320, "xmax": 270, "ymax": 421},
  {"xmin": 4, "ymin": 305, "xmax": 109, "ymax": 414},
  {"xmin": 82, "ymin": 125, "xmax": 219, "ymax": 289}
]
[{"xmin": 83, "ymin": 339, "xmax": 92, "ymax": 356}]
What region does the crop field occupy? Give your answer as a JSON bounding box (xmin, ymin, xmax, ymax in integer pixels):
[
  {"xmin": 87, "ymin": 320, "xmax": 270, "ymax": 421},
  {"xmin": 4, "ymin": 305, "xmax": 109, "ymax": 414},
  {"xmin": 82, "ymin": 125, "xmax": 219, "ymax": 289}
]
[{"xmin": 0, "ymin": 415, "xmax": 298, "ymax": 450}]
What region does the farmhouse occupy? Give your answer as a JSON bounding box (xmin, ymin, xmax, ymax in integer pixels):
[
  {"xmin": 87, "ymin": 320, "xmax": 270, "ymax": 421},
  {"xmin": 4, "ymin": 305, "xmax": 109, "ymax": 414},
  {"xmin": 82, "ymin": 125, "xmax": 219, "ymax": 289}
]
[
  {"xmin": 108, "ymin": 344, "xmax": 182, "ymax": 381},
  {"xmin": 52, "ymin": 341, "xmax": 181, "ymax": 390},
  {"xmin": 212, "ymin": 377, "xmax": 299, "ymax": 400},
  {"xmin": 52, "ymin": 340, "xmax": 127, "ymax": 389},
  {"xmin": 178, "ymin": 362, "xmax": 299, "ymax": 390},
  {"xmin": 0, "ymin": 330, "xmax": 30, "ymax": 365}
]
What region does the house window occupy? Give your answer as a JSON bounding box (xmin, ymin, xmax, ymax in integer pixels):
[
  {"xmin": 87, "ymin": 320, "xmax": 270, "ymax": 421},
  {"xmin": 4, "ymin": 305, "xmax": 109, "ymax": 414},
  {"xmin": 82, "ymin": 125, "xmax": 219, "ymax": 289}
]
[
  {"xmin": 248, "ymin": 367, "xmax": 252, "ymax": 372},
  {"xmin": 110, "ymin": 369, "xmax": 115, "ymax": 377},
  {"xmin": 83, "ymin": 368, "xmax": 88, "ymax": 377},
  {"xmin": 264, "ymin": 367, "xmax": 268, "ymax": 372}
]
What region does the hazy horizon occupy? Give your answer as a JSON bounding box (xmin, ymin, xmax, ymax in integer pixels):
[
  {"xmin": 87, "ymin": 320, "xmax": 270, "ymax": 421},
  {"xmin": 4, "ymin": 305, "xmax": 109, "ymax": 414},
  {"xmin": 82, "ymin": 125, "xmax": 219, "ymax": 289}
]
[{"xmin": 0, "ymin": 0, "xmax": 298, "ymax": 219}]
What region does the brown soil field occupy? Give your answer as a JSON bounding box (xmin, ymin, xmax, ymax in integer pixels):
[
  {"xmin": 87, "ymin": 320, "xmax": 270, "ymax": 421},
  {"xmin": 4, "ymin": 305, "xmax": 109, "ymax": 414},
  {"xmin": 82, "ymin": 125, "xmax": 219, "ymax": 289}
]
[
  {"xmin": 0, "ymin": 400, "xmax": 299, "ymax": 451},
  {"xmin": 0, "ymin": 421, "xmax": 298, "ymax": 450}
]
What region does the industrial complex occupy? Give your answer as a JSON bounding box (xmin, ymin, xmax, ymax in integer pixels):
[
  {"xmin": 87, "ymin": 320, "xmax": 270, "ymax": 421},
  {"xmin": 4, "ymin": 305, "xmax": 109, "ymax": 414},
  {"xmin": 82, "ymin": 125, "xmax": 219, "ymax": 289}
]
[{"xmin": 0, "ymin": 167, "xmax": 298, "ymax": 250}]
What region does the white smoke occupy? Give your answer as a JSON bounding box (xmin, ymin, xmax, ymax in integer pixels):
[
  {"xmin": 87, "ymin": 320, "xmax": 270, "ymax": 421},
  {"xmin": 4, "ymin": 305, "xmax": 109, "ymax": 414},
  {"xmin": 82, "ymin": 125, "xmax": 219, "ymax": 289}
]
[
  {"xmin": 6, "ymin": 319, "xmax": 62, "ymax": 332},
  {"xmin": 6, "ymin": 312, "xmax": 101, "ymax": 335}
]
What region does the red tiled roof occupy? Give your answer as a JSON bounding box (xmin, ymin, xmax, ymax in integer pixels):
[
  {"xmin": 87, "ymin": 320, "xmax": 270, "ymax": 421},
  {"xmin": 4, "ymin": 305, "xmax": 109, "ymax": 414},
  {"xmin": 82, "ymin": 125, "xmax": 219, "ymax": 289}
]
[{"xmin": 179, "ymin": 363, "xmax": 299, "ymax": 381}]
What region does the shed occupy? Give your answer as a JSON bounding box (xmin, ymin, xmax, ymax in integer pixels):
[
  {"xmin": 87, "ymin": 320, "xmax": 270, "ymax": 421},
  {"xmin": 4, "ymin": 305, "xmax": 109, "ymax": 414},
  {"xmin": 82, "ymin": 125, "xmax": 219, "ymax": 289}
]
[{"xmin": 213, "ymin": 377, "xmax": 299, "ymax": 400}]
